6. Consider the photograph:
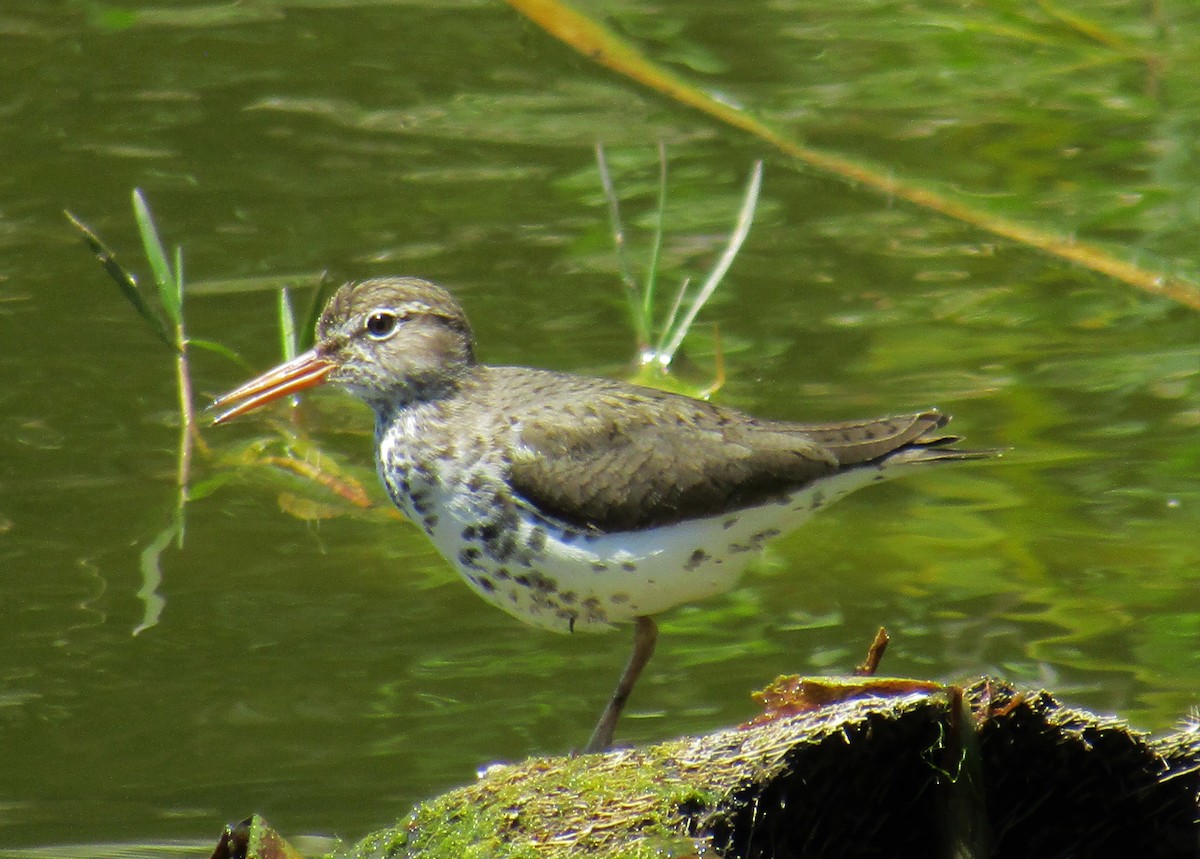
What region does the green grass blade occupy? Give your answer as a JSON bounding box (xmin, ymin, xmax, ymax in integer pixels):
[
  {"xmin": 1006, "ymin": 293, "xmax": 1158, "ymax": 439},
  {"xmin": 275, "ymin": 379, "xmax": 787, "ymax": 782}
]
[
  {"xmin": 278, "ymin": 286, "xmax": 298, "ymax": 361},
  {"xmin": 652, "ymin": 277, "xmax": 690, "ymax": 361},
  {"xmin": 299, "ymin": 272, "xmax": 337, "ymax": 351},
  {"xmin": 173, "ymin": 244, "xmax": 185, "ymax": 329},
  {"xmin": 187, "ymin": 337, "xmax": 251, "ymax": 371},
  {"xmin": 642, "ymin": 139, "xmax": 668, "ymax": 331},
  {"xmin": 595, "ymin": 142, "xmax": 651, "ymax": 351},
  {"xmin": 64, "ymin": 209, "xmax": 177, "ymax": 352},
  {"xmin": 132, "ymin": 189, "xmax": 181, "ymax": 325},
  {"xmin": 658, "ymin": 160, "xmax": 762, "ymax": 365}
]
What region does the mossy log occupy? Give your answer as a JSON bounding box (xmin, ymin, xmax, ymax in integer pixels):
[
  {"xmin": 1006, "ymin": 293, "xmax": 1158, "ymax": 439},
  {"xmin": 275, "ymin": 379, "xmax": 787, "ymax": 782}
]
[{"xmin": 339, "ymin": 678, "xmax": 1198, "ymax": 859}]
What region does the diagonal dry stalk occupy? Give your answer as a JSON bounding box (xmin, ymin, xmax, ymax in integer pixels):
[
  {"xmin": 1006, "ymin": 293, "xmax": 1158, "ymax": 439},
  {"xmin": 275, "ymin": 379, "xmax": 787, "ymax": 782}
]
[{"xmin": 506, "ymin": 0, "xmax": 1200, "ymax": 312}]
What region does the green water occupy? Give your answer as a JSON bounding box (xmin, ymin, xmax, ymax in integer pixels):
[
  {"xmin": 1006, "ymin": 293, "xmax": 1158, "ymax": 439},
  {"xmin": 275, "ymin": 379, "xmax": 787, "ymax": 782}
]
[{"xmin": 1, "ymin": 0, "xmax": 1197, "ymax": 851}]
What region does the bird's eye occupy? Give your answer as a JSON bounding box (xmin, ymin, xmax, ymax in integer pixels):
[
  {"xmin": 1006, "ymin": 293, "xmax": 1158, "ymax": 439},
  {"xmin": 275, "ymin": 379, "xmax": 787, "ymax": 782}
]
[{"xmin": 365, "ymin": 311, "xmax": 398, "ymax": 339}]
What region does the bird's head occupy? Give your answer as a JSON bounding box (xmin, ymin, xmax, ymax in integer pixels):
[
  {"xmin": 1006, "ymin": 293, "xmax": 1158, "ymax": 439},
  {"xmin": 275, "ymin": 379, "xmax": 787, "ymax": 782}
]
[{"xmin": 211, "ymin": 276, "xmax": 475, "ymax": 423}]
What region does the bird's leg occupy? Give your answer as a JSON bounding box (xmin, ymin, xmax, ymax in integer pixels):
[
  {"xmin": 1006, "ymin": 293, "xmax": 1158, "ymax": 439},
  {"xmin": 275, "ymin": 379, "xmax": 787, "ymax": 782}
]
[{"xmin": 583, "ymin": 615, "xmax": 658, "ymax": 754}]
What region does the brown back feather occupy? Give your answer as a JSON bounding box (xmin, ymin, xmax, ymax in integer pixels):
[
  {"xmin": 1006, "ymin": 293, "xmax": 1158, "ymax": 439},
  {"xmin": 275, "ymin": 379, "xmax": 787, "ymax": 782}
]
[{"xmin": 489, "ymin": 370, "xmax": 975, "ymax": 533}]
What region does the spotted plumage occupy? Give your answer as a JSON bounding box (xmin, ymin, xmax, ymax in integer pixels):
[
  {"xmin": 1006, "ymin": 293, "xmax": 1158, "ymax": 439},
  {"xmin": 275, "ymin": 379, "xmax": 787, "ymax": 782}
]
[{"xmin": 213, "ymin": 275, "xmax": 995, "ymax": 751}]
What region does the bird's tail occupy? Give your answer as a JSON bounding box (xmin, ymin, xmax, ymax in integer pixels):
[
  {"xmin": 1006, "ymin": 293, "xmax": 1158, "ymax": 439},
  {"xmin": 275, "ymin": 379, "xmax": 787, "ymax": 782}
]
[{"xmin": 799, "ymin": 409, "xmax": 1000, "ymax": 468}]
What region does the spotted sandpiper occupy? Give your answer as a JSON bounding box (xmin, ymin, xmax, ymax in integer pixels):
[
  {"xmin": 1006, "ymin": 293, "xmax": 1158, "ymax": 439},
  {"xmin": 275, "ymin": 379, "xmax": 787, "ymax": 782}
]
[{"xmin": 213, "ymin": 276, "xmax": 993, "ymax": 752}]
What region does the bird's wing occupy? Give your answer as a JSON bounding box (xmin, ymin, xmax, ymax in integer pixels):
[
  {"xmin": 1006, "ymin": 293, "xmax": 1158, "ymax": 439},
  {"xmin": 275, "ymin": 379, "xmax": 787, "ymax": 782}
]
[{"xmin": 506, "ymin": 385, "xmax": 841, "ymax": 533}]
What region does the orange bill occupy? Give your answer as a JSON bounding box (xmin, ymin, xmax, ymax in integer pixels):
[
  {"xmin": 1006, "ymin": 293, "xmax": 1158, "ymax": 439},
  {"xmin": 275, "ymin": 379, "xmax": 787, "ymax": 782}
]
[{"xmin": 210, "ymin": 349, "xmax": 334, "ymax": 425}]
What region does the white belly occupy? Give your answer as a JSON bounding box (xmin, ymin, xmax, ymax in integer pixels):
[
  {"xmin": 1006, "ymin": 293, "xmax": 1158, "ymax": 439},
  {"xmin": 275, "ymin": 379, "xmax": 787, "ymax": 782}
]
[{"xmin": 413, "ymin": 461, "xmax": 889, "ymax": 634}]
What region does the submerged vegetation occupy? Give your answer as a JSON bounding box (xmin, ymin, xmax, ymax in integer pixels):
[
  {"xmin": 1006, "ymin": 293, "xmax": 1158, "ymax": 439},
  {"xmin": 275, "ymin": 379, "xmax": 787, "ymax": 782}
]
[{"xmin": 67, "ymin": 193, "xmax": 362, "ymax": 631}]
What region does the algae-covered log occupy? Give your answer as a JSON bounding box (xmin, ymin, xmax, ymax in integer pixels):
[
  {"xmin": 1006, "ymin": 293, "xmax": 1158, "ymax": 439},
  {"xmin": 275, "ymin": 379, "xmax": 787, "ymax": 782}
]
[{"xmin": 341, "ymin": 679, "xmax": 1198, "ymax": 859}]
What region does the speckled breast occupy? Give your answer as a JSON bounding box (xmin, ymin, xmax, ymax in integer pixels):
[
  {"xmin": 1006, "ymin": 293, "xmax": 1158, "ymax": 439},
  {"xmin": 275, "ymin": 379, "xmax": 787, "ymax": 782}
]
[{"xmin": 376, "ymin": 414, "xmax": 890, "ymax": 635}]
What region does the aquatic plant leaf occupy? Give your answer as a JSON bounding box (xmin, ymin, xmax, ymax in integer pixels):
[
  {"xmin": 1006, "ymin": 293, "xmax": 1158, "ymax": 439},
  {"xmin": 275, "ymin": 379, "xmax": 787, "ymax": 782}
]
[
  {"xmin": 595, "ymin": 142, "xmax": 649, "ymax": 350},
  {"xmin": 188, "ymin": 337, "xmax": 251, "ymax": 370},
  {"xmin": 186, "ymin": 471, "xmax": 235, "ymax": 502},
  {"xmin": 278, "ymin": 286, "xmax": 298, "ymax": 362},
  {"xmin": 64, "ymin": 209, "xmax": 178, "ymax": 352},
  {"xmin": 132, "ymin": 188, "xmax": 181, "ymax": 326},
  {"xmin": 642, "ymin": 139, "xmax": 668, "ymax": 328},
  {"xmin": 277, "ymin": 491, "xmax": 344, "ymax": 522},
  {"xmin": 173, "ymin": 243, "xmax": 185, "ymax": 322},
  {"xmin": 298, "ymin": 274, "xmax": 337, "ymax": 351},
  {"xmin": 657, "ymin": 160, "xmax": 762, "ymax": 364}
]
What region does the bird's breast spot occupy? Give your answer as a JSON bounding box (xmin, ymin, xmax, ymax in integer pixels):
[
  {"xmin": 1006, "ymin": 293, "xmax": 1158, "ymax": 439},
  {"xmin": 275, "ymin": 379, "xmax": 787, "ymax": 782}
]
[{"xmin": 683, "ymin": 548, "xmax": 712, "ymax": 572}]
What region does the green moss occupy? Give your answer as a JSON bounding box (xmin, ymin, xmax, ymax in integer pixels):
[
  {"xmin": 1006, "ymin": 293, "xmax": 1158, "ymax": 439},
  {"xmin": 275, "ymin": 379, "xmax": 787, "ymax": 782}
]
[
  {"xmin": 343, "ymin": 746, "xmax": 722, "ymax": 859},
  {"xmin": 333, "ymin": 681, "xmax": 1199, "ymax": 858}
]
